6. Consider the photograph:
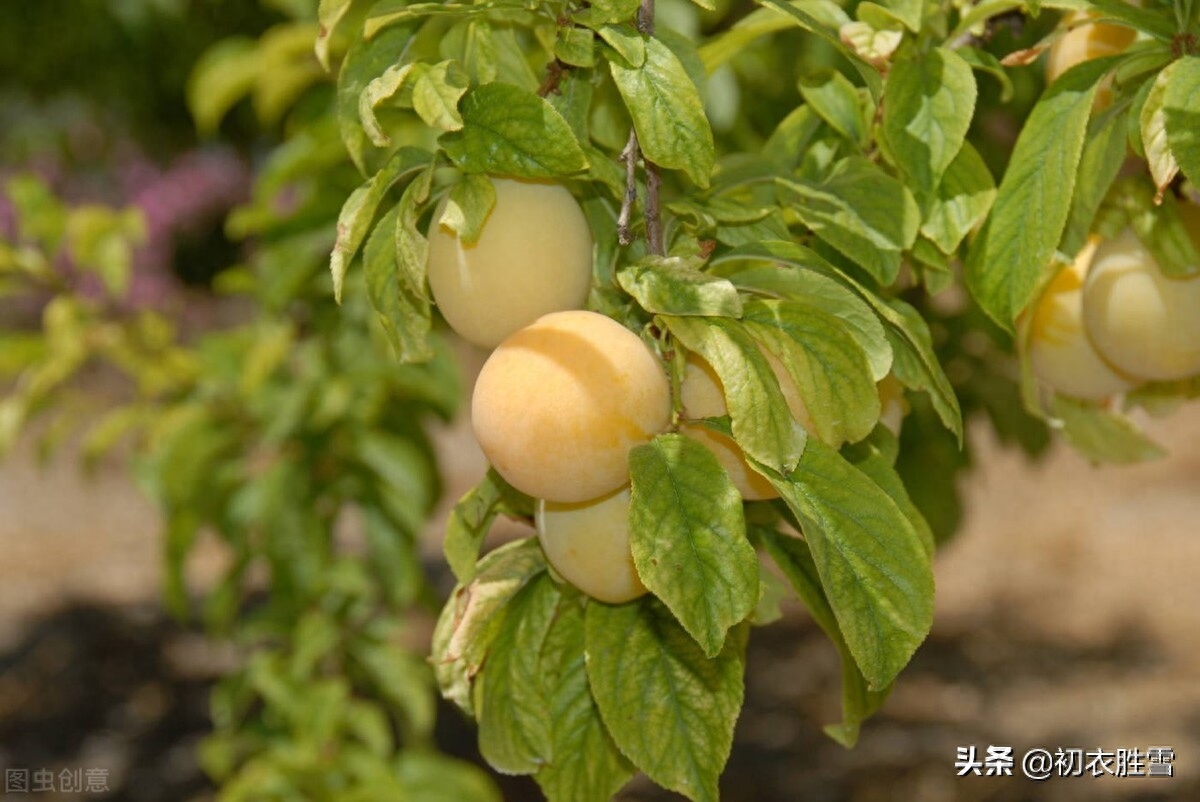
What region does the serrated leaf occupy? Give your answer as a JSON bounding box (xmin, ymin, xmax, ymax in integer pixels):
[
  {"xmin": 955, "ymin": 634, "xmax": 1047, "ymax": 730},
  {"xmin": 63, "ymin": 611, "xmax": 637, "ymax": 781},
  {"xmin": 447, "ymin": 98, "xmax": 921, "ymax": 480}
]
[
  {"xmin": 431, "ymin": 538, "xmax": 546, "ymax": 715},
  {"xmin": 662, "ymin": 315, "xmax": 807, "ymax": 473},
  {"xmin": 586, "ymin": 600, "xmax": 748, "ymax": 802},
  {"xmin": 555, "ymin": 26, "xmax": 596, "ymax": 68},
  {"xmin": 878, "ymin": 298, "xmax": 962, "ymax": 443},
  {"xmin": 756, "ymin": 0, "xmax": 882, "ymax": 97},
  {"xmin": 395, "ymin": 161, "xmax": 434, "ymax": 301},
  {"xmin": 628, "ymin": 434, "xmax": 758, "ymax": 657},
  {"xmin": 441, "ymin": 83, "xmax": 588, "ymax": 178},
  {"xmin": 780, "ymin": 157, "xmax": 920, "ymax": 285},
  {"xmin": 360, "ymin": 63, "xmax": 419, "ymax": 147},
  {"xmin": 598, "ymin": 23, "xmax": 645, "ymax": 68},
  {"xmin": 1165, "ymin": 56, "xmax": 1200, "ymax": 188},
  {"xmin": 752, "ymin": 438, "xmax": 933, "ymax": 690},
  {"xmin": 707, "ymin": 247, "xmax": 893, "ymax": 382},
  {"xmin": 440, "ymin": 174, "xmax": 496, "ymax": 246},
  {"xmin": 363, "ymin": 203, "xmax": 432, "ymax": 362},
  {"xmin": 338, "ymin": 23, "xmax": 419, "ymax": 174},
  {"xmin": 475, "ymin": 575, "xmax": 559, "ymax": 774},
  {"xmin": 609, "ymin": 37, "xmax": 715, "ymax": 187},
  {"xmin": 798, "ymin": 68, "xmax": 869, "ymax": 147},
  {"xmin": 330, "ymin": 147, "xmax": 430, "ymax": 302},
  {"xmin": 741, "ymin": 299, "xmax": 879, "ymax": 446},
  {"xmin": 965, "ymin": 56, "xmax": 1119, "ymax": 329},
  {"xmin": 1141, "ymin": 62, "xmax": 1180, "ymax": 202},
  {"xmin": 919, "ymin": 141, "xmax": 996, "ymax": 255},
  {"xmin": 757, "ymin": 527, "xmax": 889, "ymax": 746},
  {"xmin": 617, "ymin": 258, "xmax": 743, "ymax": 317},
  {"xmin": 884, "ymin": 47, "xmax": 976, "ymax": 191},
  {"xmin": 534, "ymin": 599, "xmax": 635, "ymax": 802},
  {"xmin": 414, "ymin": 60, "xmax": 470, "ymax": 131},
  {"xmin": 1052, "ymin": 396, "xmax": 1166, "ymax": 464},
  {"xmin": 842, "ymin": 435, "xmax": 934, "ymax": 556},
  {"xmin": 444, "ymin": 470, "xmax": 533, "ymax": 585},
  {"xmin": 1060, "ymin": 106, "xmax": 1127, "ymax": 257}
]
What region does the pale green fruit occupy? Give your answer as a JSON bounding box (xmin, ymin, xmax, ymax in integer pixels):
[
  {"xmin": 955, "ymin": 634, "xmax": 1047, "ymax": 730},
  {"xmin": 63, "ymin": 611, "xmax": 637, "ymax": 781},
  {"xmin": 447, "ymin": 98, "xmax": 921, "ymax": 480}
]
[
  {"xmin": 427, "ymin": 178, "xmax": 593, "ymax": 348},
  {"xmin": 1082, "ymin": 228, "xmax": 1200, "ymax": 382}
]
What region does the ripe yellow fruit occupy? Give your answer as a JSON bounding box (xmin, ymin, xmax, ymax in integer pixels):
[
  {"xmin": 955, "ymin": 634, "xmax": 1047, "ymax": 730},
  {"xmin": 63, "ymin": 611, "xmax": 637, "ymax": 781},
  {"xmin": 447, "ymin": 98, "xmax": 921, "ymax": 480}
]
[
  {"xmin": 1045, "ymin": 13, "xmax": 1136, "ymax": 108},
  {"xmin": 1082, "ymin": 228, "xmax": 1200, "ymax": 381},
  {"xmin": 472, "ymin": 310, "xmax": 670, "ymax": 503},
  {"xmin": 536, "ymin": 486, "xmax": 647, "ymax": 604},
  {"xmin": 678, "ymin": 352, "xmax": 812, "ymax": 501},
  {"xmin": 1027, "ymin": 238, "xmax": 1138, "ymax": 399},
  {"xmin": 426, "ymin": 178, "xmax": 593, "ymax": 348}
]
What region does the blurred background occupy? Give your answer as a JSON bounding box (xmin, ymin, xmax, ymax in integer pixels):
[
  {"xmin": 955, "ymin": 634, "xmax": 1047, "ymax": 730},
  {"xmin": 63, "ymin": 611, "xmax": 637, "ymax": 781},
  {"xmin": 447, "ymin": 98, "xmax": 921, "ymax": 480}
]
[{"xmin": 2, "ymin": 1, "xmax": 1199, "ymax": 800}]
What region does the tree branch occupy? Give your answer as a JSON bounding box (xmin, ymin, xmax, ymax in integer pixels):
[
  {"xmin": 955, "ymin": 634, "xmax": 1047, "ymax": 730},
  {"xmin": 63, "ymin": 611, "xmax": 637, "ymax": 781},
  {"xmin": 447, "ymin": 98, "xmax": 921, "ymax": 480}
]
[{"xmin": 613, "ymin": 0, "xmax": 665, "ymax": 255}]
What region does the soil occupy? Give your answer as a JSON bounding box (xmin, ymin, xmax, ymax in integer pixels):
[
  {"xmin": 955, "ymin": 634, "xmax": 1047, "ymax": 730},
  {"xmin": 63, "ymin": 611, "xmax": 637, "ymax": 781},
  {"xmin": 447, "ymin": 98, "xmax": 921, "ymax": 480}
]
[{"xmin": 3, "ymin": 363, "xmax": 1200, "ymax": 801}]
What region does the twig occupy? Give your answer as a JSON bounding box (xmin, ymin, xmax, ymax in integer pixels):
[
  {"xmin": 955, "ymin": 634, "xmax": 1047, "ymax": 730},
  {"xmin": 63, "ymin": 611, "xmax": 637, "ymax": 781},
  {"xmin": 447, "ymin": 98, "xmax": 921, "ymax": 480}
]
[
  {"xmin": 537, "ymin": 59, "xmax": 568, "ymax": 97},
  {"xmin": 610, "ymin": 0, "xmax": 667, "ymax": 255},
  {"xmin": 617, "ymin": 130, "xmax": 639, "ymax": 246}
]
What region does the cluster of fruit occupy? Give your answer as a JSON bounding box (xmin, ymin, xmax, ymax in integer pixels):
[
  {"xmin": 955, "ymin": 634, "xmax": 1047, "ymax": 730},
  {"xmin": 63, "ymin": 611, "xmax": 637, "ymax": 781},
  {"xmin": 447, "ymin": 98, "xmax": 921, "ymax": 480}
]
[
  {"xmin": 426, "ymin": 178, "xmax": 905, "ymax": 604},
  {"xmin": 1028, "ymin": 15, "xmax": 1200, "ymax": 402}
]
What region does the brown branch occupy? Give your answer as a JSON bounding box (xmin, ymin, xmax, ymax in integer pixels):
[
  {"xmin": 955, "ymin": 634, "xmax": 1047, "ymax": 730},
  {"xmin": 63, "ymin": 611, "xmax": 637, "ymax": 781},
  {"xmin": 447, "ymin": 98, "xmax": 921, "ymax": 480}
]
[
  {"xmin": 537, "ymin": 59, "xmax": 569, "ymax": 97},
  {"xmin": 617, "ymin": 130, "xmax": 639, "ymax": 246}
]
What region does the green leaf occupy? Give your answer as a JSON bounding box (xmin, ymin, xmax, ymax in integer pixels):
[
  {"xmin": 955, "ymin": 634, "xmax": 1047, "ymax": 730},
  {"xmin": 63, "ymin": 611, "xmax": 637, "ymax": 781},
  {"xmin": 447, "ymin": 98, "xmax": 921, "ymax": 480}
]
[
  {"xmin": 741, "ymin": 299, "xmax": 879, "ymax": 446},
  {"xmin": 965, "ymin": 56, "xmax": 1119, "ymax": 329},
  {"xmin": 475, "ymin": 575, "xmax": 559, "ymax": 774},
  {"xmin": 338, "ymin": 22, "xmax": 419, "ymax": 174},
  {"xmin": 780, "ymin": 157, "xmax": 920, "ymax": 285},
  {"xmin": 842, "ymin": 435, "xmax": 934, "ymax": 556},
  {"xmin": 188, "ymin": 38, "xmax": 260, "ymax": 135},
  {"xmin": 1060, "ymin": 106, "xmax": 1127, "ymax": 258},
  {"xmin": 617, "ymin": 258, "xmax": 743, "ymax": 317},
  {"xmin": 329, "ymin": 146, "xmax": 430, "ymax": 302},
  {"xmin": 884, "ymin": 47, "xmax": 976, "ymax": 191},
  {"xmin": 395, "ymin": 161, "xmax": 434, "ymax": 301},
  {"xmin": 662, "ymin": 315, "xmax": 807, "ymax": 473},
  {"xmin": 870, "ymin": 0, "xmax": 921, "ymax": 31},
  {"xmin": 414, "ymin": 60, "xmax": 470, "ymax": 132},
  {"xmin": 441, "ymin": 83, "xmax": 588, "ymax": 178},
  {"xmin": 707, "ymin": 247, "xmax": 893, "ymax": 382},
  {"xmin": 756, "ymin": 0, "xmax": 883, "ymax": 97},
  {"xmin": 440, "ymin": 174, "xmax": 497, "ymax": 246},
  {"xmin": 1141, "ymin": 62, "xmax": 1180, "ymax": 201},
  {"xmin": 753, "ymin": 438, "xmax": 934, "ymax": 690},
  {"xmin": 444, "ymin": 470, "xmax": 533, "ymax": 585},
  {"xmin": 1052, "ymin": 396, "xmax": 1166, "ymax": 464},
  {"xmin": 534, "ymin": 599, "xmax": 635, "ymax": 802},
  {"xmin": 609, "ymin": 37, "xmax": 715, "ymax": 187},
  {"xmin": 628, "ymin": 434, "xmax": 758, "ymax": 657},
  {"xmin": 396, "ymin": 751, "xmax": 502, "ymax": 802},
  {"xmin": 363, "ymin": 203, "xmax": 433, "ymax": 362},
  {"xmin": 919, "ymin": 141, "xmax": 996, "ymax": 255},
  {"xmin": 798, "ymin": 68, "xmax": 869, "ymax": 147},
  {"xmin": 878, "ymin": 298, "xmax": 962, "ymax": 443},
  {"xmin": 1128, "ymin": 191, "xmax": 1200, "ymax": 279},
  {"xmin": 355, "ymin": 640, "xmax": 436, "ymax": 738},
  {"xmin": 431, "ymin": 538, "xmax": 546, "ymax": 714},
  {"xmin": 757, "ymin": 528, "xmax": 889, "ymax": 746},
  {"xmin": 586, "ymin": 600, "xmax": 748, "ymax": 802},
  {"xmin": 315, "ymin": 0, "xmax": 354, "ymax": 70},
  {"xmin": 555, "ymin": 26, "xmax": 596, "ymax": 68},
  {"xmin": 1164, "ymin": 56, "xmax": 1200, "ymax": 188},
  {"xmin": 597, "ymin": 23, "xmax": 645, "ymax": 68}
]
